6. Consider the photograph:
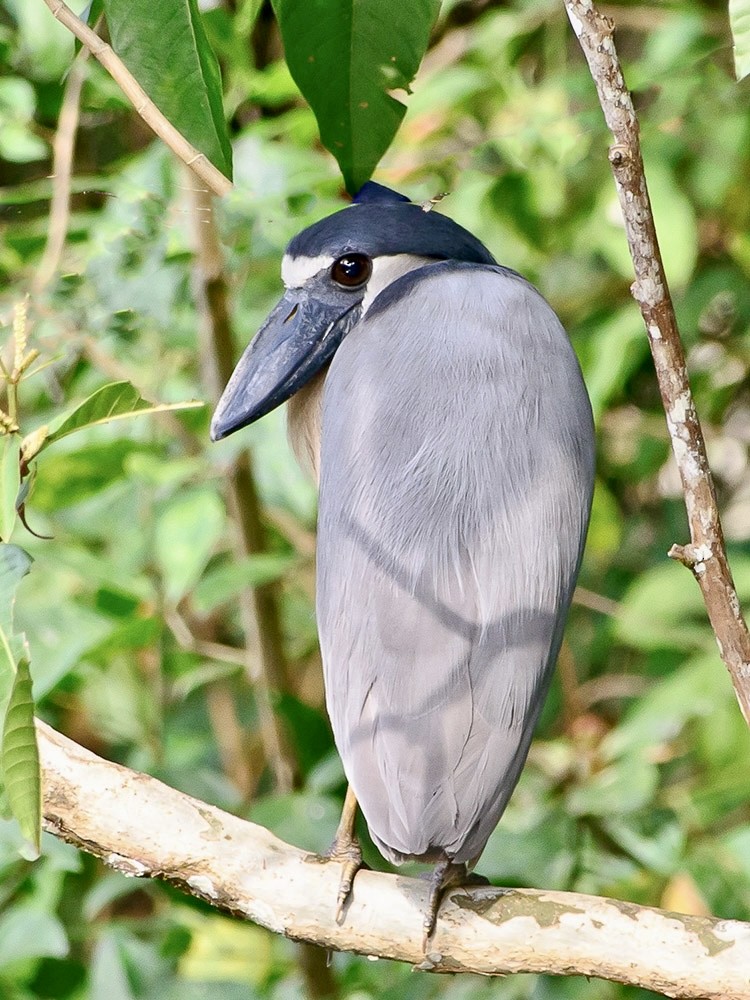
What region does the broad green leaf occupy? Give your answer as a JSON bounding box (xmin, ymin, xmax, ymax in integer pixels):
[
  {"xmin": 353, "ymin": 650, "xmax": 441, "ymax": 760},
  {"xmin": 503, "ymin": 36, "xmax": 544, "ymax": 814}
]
[
  {"xmin": 28, "ymin": 441, "xmax": 150, "ymax": 513},
  {"xmin": 102, "ymin": 0, "xmax": 232, "ymax": 178},
  {"xmin": 648, "ymin": 162, "xmax": 699, "ymax": 291},
  {"xmin": 615, "ymin": 556, "xmax": 750, "ymax": 652},
  {"xmin": 0, "ymin": 544, "xmax": 33, "ymax": 717},
  {"xmin": 0, "ymin": 904, "xmax": 68, "ymax": 967},
  {"xmin": 481, "ymin": 808, "xmax": 577, "ymax": 889},
  {"xmin": 15, "ymin": 566, "xmax": 114, "ymax": 699},
  {"xmin": 585, "ymin": 479, "xmax": 623, "ymax": 565},
  {"xmin": 0, "ymin": 436, "xmax": 20, "ymax": 542},
  {"xmin": 2, "ymin": 658, "xmax": 40, "ymax": 856},
  {"xmin": 38, "ymin": 381, "xmax": 203, "ymax": 455},
  {"xmin": 605, "ymin": 654, "xmax": 720, "ymax": 758},
  {"xmin": 5, "ymin": 0, "xmax": 72, "ymax": 82},
  {"xmin": 566, "ymin": 753, "xmax": 659, "ymax": 817},
  {"xmin": 0, "ymin": 543, "xmax": 35, "ymax": 856},
  {"xmin": 0, "ymin": 79, "xmax": 48, "ymax": 163},
  {"xmin": 600, "ymin": 813, "xmax": 685, "ymax": 877},
  {"xmin": 581, "ymin": 308, "xmax": 646, "ymax": 422},
  {"xmin": 271, "ymin": 0, "xmax": 441, "ymax": 192},
  {"xmin": 730, "ymin": 0, "xmax": 750, "ymax": 80},
  {"xmin": 178, "ymin": 909, "xmax": 273, "ymax": 986},
  {"xmin": 155, "ymin": 489, "xmax": 225, "ymax": 604},
  {"xmin": 90, "ymin": 931, "xmax": 136, "ymax": 1000},
  {"xmin": 250, "ymin": 792, "xmax": 342, "ymax": 854},
  {"xmin": 192, "ymin": 554, "xmax": 295, "ymax": 614}
]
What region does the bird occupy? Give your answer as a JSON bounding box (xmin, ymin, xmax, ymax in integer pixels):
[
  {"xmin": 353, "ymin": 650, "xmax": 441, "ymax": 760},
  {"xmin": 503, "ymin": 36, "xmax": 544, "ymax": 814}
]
[{"xmin": 211, "ymin": 181, "xmax": 596, "ymax": 944}]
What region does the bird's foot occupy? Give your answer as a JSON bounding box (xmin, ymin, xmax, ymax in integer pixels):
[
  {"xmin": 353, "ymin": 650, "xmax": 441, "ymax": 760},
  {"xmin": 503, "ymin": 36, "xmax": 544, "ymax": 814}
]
[
  {"xmin": 306, "ymin": 836, "xmax": 365, "ymax": 921},
  {"xmin": 305, "ymin": 785, "xmax": 364, "ymax": 921},
  {"xmin": 421, "ymin": 862, "xmax": 489, "ymax": 951}
]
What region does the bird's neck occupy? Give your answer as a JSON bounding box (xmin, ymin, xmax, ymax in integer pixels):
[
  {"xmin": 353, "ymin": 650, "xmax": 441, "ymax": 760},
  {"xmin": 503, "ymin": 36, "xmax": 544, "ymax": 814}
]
[{"xmin": 286, "ymin": 367, "xmax": 327, "ymax": 484}]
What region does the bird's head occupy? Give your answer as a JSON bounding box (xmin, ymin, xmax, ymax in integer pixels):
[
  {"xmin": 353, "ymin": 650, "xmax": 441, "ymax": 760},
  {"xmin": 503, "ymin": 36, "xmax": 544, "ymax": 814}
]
[{"xmin": 210, "ymin": 183, "xmax": 495, "ymax": 441}]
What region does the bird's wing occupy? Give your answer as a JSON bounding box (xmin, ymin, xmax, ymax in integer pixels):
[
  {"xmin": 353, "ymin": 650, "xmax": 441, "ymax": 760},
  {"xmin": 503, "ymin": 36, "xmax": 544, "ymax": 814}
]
[{"xmin": 316, "ymin": 263, "xmax": 595, "ymax": 864}]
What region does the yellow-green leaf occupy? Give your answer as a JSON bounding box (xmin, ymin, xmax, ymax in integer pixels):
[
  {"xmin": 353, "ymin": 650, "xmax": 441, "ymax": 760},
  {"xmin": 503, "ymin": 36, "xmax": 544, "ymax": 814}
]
[
  {"xmin": 0, "ymin": 436, "xmax": 20, "ymax": 542},
  {"xmin": 40, "ymin": 381, "xmax": 204, "ymax": 453},
  {"xmin": 0, "ymin": 543, "xmax": 32, "ymax": 700},
  {"xmin": 2, "ymin": 658, "xmax": 40, "ymax": 857},
  {"xmin": 730, "ymin": 0, "xmax": 750, "ymax": 80}
]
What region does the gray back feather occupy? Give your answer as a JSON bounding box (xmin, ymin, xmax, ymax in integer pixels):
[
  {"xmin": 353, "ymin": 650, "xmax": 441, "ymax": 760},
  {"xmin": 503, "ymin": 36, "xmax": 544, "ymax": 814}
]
[{"xmin": 316, "ymin": 262, "xmax": 595, "ymax": 865}]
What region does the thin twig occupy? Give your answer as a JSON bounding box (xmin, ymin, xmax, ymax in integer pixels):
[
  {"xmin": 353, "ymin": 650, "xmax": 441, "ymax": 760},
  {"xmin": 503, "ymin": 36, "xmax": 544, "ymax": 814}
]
[
  {"xmin": 578, "ymin": 673, "xmax": 649, "ymax": 709},
  {"xmin": 573, "ymin": 585, "xmax": 620, "ymax": 616},
  {"xmin": 40, "ymin": 0, "xmax": 232, "ymax": 198},
  {"xmin": 34, "ymin": 52, "xmax": 88, "ymax": 293},
  {"xmin": 564, "ymin": 0, "xmax": 750, "ymax": 725},
  {"xmin": 165, "ymin": 609, "xmax": 250, "ymax": 668},
  {"xmin": 39, "ymin": 722, "xmax": 750, "ymax": 1000},
  {"xmin": 186, "ymin": 179, "xmax": 296, "ymax": 794}
]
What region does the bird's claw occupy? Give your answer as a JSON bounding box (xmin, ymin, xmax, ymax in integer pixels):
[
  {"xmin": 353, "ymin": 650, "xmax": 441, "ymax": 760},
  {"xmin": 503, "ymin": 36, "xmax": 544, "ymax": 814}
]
[
  {"xmin": 421, "ymin": 862, "xmax": 489, "ymax": 950},
  {"xmin": 305, "ymin": 836, "xmax": 364, "ymax": 922},
  {"xmin": 334, "ymin": 849, "xmax": 362, "ymax": 921}
]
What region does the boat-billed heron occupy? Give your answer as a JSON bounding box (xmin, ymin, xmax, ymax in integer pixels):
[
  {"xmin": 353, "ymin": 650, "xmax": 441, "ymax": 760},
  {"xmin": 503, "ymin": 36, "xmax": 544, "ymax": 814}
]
[{"xmin": 211, "ymin": 182, "xmax": 595, "ymax": 942}]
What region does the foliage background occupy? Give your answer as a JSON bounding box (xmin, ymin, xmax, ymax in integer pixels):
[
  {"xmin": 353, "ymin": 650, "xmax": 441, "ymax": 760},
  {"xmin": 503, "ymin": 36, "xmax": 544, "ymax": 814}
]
[{"xmin": 1, "ymin": 0, "xmax": 750, "ymax": 997}]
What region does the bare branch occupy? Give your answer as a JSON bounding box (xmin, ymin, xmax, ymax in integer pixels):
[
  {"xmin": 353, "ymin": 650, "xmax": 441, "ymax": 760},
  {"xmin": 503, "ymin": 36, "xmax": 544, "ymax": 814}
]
[
  {"xmin": 38, "ymin": 722, "xmax": 750, "ymax": 998},
  {"xmin": 564, "ymin": 0, "xmax": 750, "ymax": 724},
  {"xmin": 40, "ymin": 0, "xmax": 232, "ymax": 198},
  {"xmin": 33, "ymin": 51, "xmax": 88, "ymax": 293}
]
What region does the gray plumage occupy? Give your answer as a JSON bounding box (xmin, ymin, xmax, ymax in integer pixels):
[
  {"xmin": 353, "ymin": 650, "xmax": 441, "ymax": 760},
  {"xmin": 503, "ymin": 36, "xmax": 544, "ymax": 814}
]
[
  {"xmin": 316, "ymin": 262, "xmax": 594, "ymax": 864},
  {"xmin": 211, "ymin": 188, "xmax": 595, "ymax": 875}
]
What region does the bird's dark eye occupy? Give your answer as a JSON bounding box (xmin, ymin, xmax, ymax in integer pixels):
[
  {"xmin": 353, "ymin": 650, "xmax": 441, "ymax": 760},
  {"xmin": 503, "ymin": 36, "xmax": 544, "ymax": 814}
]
[{"xmin": 330, "ymin": 253, "xmax": 372, "ymax": 288}]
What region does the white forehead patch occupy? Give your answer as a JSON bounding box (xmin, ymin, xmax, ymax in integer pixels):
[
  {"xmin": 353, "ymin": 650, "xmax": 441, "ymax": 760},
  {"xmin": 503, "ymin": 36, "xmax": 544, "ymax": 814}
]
[
  {"xmin": 281, "ymin": 253, "xmax": 334, "ymax": 288},
  {"xmin": 361, "ymin": 254, "xmax": 434, "ymax": 315},
  {"xmin": 281, "ymin": 251, "xmax": 434, "ymax": 307}
]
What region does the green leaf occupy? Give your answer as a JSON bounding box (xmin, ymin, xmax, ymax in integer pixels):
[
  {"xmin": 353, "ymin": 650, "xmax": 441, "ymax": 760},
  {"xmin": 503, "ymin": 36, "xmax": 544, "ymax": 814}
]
[
  {"xmin": 155, "ymin": 489, "xmax": 225, "ymax": 604},
  {"xmin": 481, "ymin": 807, "xmax": 577, "ymax": 889},
  {"xmin": 39, "ymin": 381, "xmax": 204, "ymax": 454},
  {"xmin": 600, "ymin": 812, "xmax": 685, "ymax": 877},
  {"xmin": 615, "ymin": 556, "xmax": 750, "ymax": 653},
  {"xmin": 0, "ymin": 544, "xmax": 33, "ymax": 715},
  {"xmin": 90, "ymin": 931, "xmax": 136, "ymax": 1000},
  {"xmin": 271, "ymin": 0, "xmax": 441, "ymax": 192},
  {"xmin": 0, "ymin": 436, "xmax": 20, "ymax": 542},
  {"xmin": 250, "ymin": 792, "xmax": 342, "ymax": 854},
  {"xmin": 2, "ymin": 658, "xmax": 40, "ymax": 857},
  {"xmin": 0, "ymin": 543, "xmax": 36, "ymax": 856},
  {"xmin": 605, "ymin": 654, "xmax": 721, "ymax": 759},
  {"xmin": 0, "ymin": 905, "xmax": 68, "ymax": 967},
  {"xmin": 566, "ymin": 752, "xmax": 659, "ymax": 817},
  {"xmin": 102, "ymin": 0, "xmax": 232, "ymax": 178},
  {"xmin": 730, "ymin": 0, "xmax": 750, "ymax": 80},
  {"xmin": 582, "ymin": 309, "xmax": 646, "ymax": 421},
  {"xmin": 29, "ymin": 441, "xmax": 150, "ymax": 513},
  {"xmin": 192, "ymin": 554, "xmax": 295, "ymax": 614}
]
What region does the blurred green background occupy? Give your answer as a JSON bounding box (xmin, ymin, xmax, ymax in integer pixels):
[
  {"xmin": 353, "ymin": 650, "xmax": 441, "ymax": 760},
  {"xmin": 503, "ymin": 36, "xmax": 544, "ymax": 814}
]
[{"xmin": 1, "ymin": 0, "xmax": 750, "ymax": 997}]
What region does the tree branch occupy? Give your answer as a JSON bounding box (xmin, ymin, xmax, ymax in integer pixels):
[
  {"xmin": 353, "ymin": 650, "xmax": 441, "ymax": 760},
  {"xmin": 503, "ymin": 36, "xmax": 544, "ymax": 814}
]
[
  {"xmin": 40, "ymin": 0, "xmax": 232, "ymax": 198},
  {"xmin": 563, "ymin": 0, "xmax": 750, "ymax": 724},
  {"xmin": 33, "ymin": 49, "xmax": 88, "ymax": 294},
  {"xmin": 39, "ymin": 721, "xmax": 750, "ymax": 999}
]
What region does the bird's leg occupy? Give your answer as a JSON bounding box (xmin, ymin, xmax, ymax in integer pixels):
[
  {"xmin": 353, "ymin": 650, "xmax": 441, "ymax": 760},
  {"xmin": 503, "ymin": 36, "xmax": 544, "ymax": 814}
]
[
  {"xmin": 328, "ymin": 785, "xmax": 363, "ymax": 918},
  {"xmin": 306, "ymin": 784, "xmax": 364, "ymax": 920},
  {"xmin": 422, "ymin": 860, "xmax": 489, "ymax": 950}
]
